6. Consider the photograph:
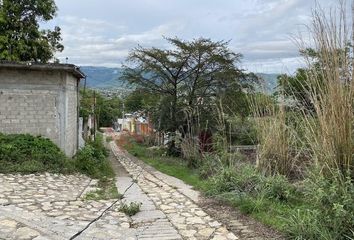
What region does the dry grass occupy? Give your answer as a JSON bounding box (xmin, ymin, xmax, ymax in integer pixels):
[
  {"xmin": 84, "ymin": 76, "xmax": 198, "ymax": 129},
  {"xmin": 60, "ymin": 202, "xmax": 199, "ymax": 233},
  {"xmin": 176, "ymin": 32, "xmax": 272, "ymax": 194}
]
[{"xmin": 299, "ymin": 1, "xmax": 354, "ymax": 177}]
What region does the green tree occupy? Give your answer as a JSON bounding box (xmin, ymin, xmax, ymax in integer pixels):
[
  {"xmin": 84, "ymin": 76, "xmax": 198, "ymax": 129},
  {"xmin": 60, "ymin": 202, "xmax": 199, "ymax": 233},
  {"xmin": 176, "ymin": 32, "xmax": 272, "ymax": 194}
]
[
  {"xmin": 0, "ymin": 0, "xmax": 63, "ymax": 62},
  {"xmin": 122, "ymin": 38, "xmax": 252, "ymax": 140},
  {"xmin": 80, "ymin": 89, "xmax": 122, "ymax": 128},
  {"xmin": 98, "ymin": 97, "xmax": 122, "ymax": 127},
  {"xmin": 125, "ymin": 89, "xmax": 159, "ymax": 113}
]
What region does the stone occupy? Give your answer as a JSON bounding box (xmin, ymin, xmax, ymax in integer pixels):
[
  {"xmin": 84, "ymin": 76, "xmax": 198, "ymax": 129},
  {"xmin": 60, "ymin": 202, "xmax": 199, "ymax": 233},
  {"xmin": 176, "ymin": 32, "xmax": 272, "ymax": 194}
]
[
  {"xmin": 0, "ymin": 219, "xmax": 18, "ymax": 229},
  {"xmin": 14, "ymin": 227, "xmax": 40, "ymax": 239},
  {"xmin": 199, "ymin": 228, "xmax": 214, "ymax": 237}
]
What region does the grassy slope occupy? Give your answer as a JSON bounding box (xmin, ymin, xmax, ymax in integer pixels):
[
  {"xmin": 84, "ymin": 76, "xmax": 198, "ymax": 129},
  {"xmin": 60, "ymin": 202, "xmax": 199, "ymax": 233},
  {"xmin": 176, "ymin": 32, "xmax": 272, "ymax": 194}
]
[{"xmin": 124, "ymin": 141, "xmax": 306, "ymax": 233}]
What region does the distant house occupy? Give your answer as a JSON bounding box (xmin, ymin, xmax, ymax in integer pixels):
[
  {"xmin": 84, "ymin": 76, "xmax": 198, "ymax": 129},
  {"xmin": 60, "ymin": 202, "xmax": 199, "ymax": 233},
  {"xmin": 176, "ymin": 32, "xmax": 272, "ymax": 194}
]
[
  {"xmin": 116, "ymin": 112, "xmax": 152, "ymax": 135},
  {"xmin": 0, "ymin": 62, "xmax": 85, "ymax": 157}
]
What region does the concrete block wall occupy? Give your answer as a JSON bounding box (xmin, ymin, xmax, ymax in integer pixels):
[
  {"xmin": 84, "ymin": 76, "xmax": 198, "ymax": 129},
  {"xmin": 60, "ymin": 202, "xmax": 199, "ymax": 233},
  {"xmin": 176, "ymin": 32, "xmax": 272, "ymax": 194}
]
[{"xmin": 0, "ymin": 68, "xmax": 79, "ymax": 157}]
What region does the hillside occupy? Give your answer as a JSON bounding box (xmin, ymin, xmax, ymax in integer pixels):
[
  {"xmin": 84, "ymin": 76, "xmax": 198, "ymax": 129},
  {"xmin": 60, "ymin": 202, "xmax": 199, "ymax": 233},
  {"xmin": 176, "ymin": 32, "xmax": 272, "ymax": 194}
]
[
  {"xmin": 256, "ymin": 73, "xmax": 279, "ymax": 93},
  {"xmin": 80, "ymin": 66, "xmax": 279, "ymax": 93},
  {"xmin": 80, "ymin": 66, "xmax": 126, "ymax": 89}
]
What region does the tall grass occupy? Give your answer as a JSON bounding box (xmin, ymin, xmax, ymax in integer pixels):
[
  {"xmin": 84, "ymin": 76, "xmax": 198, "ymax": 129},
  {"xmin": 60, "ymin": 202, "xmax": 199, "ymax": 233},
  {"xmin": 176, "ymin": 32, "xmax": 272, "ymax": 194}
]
[
  {"xmin": 250, "ymin": 93, "xmax": 300, "ymax": 177},
  {"xmin": 299, "ymin": 1, "xmax": 354, "ymax": 177}
]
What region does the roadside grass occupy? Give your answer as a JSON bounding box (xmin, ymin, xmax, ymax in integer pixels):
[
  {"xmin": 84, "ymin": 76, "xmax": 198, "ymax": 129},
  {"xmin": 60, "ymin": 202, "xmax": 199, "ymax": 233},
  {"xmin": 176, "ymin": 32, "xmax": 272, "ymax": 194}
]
[
  {"xmin": 121, "ymin": 137, "xmax": 353, "ymax": 239},
  {"xmin": 124, "ymin": 141, "xmax": 208, "ymax": 191},
  {"xmin": 84, "ymin": 177, "xmax": 122, "ymax": 200},
  {"xmin": 75, "ymin": 133, "xmax": 119, "ymax": 200}
]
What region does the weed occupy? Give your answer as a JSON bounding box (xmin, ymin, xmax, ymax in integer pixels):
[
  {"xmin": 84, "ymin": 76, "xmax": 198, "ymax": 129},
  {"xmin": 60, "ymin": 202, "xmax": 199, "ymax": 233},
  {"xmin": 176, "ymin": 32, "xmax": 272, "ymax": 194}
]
[{"xmin": 118, "ymin": 202, "xmax": 142, "ymax": 216}]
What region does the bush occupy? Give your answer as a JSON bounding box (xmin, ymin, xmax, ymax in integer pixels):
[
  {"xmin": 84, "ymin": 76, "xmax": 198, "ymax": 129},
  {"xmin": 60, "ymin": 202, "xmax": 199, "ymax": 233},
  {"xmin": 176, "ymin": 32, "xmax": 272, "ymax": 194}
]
[
  {"xmin": 285, "ymin": 209, "xmax": 333, "ymax": 240},
  {"xmin": 262, "ymin": 174, "xmax": 297, "ymax": 202},
  {"xmin": 228, "ymin": 117, "xmax": 258, "ymax": 145},
  {"xmin": 294, "ymin": 170, "xmax": 354, "ymax": 239},
  {"xmin": 75, "ymin": 134, "xmax": 114, "ymax": 179},
  {"xmin": 198, "ymin": 154, "xmax": 223, "ymax": 179},
  {"xmin": 0, "ymin": 133, "xmax": 72, "ymax": 173},
  {"xmin": 206, "ymin": 165, "xmax": 264, "ymax": 196}
]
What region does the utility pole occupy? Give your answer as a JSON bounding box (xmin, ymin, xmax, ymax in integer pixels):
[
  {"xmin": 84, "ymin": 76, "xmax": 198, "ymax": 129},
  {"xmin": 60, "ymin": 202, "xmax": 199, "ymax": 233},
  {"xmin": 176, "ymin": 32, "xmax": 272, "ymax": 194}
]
[
  {"xmin": 122, "ymin": 102, "xmax": 125, "ymax": 132},
  {"xmin": 93, "ymin": 91, "xmax": 96, "ymax": 140}
]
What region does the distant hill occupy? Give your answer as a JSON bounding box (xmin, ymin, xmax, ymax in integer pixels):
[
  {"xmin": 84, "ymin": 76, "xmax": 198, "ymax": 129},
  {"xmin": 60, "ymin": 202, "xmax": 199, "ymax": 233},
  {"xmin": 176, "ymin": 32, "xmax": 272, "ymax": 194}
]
[
  {"xmin": 256, "ymin": 73, "xmax": 279, "ymax": 93},
  {"xmin": 80, "ymin": 66, "xmax": 279, "ymax": 93},
  {"xmin": 80, "ymin": 66, "xmax": 126, "ymax": 89}
]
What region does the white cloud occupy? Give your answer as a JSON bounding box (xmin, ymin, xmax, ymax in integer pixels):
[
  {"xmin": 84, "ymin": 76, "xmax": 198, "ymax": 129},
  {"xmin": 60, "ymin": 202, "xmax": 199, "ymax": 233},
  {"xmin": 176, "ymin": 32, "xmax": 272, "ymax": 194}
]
[
  {"xmin": 52, "ymin": 0, "xmax": 341, "ymax": 72},
  {"xmin": 56, "ymin": 16, "xmax": 184, "ymax": 66}
]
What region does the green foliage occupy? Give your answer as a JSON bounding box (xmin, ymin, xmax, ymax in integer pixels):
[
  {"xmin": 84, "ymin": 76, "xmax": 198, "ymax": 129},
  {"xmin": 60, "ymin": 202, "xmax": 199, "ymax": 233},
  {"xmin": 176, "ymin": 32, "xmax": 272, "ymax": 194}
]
[
  {"xmin": 206, "ymin": 165, "xmax": 264, "ymax": 196},
  {"xmin": 0, "ymin": 0, "xmax": 63, "ymax": 62},
  {"xmin": 197, "ymin": 154, "xmax": 223, "ymax": 179},
  {"xmin": 293, "ymin": 170, "xmax": 354, "ymax": 239},
  {"xmin": 80, "ymin": 89, "xmax": 122, "ymax": 127},
  {"xmin": 75, "ymin": 134, "xmax": 114, "ymax": 179},
  {"xmin": 118, "ymin": 202, "xmax": 141, "ymax": 216},
  {"xmin": 122, "ymin": 37, "xmax": 253, "ymax": 136},
  {"xmin": 0, "ymin": 133, "xmax": 72, "ymax": 173},
  {"xmin": 263, "ymin": 174, "xmax": 297, "ymax": 201},
  {"xmin": 124, "ymin": 89, "xmax": 159, "ymax": 113},
  {"xmin": 284, "ymin": 209, "xmax": 333, "ymax": 240},
  {"xmin": 124, "ymin": 139, "xmax": 207, "ymax": 190},
  {"xmin": 227, "ymin": 117, "xmax": 258, "ymax": 145}
]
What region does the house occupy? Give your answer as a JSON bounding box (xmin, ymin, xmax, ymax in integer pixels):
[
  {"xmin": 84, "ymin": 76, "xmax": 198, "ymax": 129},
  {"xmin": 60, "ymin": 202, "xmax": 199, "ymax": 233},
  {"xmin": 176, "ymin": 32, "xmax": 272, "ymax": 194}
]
[
  {"xmin": 0, "ymin": 62, "xmax": 85, "ymax": 157},
  {"xmin": 116, "ymin": 112, "xmax": 152, "ymax": 135}
]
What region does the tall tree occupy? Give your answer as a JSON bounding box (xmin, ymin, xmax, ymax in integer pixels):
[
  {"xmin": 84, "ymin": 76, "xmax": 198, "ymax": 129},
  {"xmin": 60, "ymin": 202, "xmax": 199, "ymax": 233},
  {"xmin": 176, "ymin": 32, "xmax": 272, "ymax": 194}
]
[
  {"xmin": 0, "ymin": 0, "xmax": 63, "ymax": 62},
  {"xmin": 122, "ymin": 37, "xmax": 253, "ymax": 153}
]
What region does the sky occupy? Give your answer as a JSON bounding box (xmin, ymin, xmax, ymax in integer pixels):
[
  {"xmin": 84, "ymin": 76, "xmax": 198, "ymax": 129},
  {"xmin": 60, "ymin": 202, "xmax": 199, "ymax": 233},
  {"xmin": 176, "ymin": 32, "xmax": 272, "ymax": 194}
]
[{"xmin": 47, "ymin": 0, "xmax": 339, "ymax": 74}]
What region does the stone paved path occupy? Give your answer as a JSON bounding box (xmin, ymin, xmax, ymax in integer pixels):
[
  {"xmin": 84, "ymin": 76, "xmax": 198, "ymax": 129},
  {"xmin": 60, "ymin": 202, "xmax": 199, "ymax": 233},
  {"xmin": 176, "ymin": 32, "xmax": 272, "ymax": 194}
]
[
  {"xmin": 0, "ymin": 139, "xmax": 239, "ymax": 240},
  {"xmin": 111, "ymin": 141, "xmax": 238, "ymax": 240},
  {"xmin": 0, "ymin": 173, "xmax": 134, "ymax": 240}
]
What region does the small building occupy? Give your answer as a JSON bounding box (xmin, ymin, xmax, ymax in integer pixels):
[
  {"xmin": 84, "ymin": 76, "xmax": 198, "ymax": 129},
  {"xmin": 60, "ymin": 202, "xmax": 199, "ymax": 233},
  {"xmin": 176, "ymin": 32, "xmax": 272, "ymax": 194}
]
[{"xmin": 0, "ymin": 62, "xmax": 85, "ymax": 157}]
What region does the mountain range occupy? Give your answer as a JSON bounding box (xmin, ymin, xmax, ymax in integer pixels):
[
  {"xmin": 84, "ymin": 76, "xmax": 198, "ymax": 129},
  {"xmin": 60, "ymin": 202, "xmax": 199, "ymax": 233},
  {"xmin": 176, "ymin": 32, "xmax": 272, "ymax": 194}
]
[{"xmin": 80, "ymin": 66, "xmax": 279, "ymax": 93}]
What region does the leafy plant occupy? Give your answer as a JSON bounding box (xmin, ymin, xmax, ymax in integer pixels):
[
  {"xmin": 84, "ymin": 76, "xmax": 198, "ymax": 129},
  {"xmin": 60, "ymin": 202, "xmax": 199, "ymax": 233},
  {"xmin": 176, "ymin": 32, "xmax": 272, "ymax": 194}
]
[
  {"xmin": 118, "ymin": 201, "xmax": 142, "ymax": 216},
  {"xmin": 0, "ymin": 133, "xmax": 71, "ymax": 173}
]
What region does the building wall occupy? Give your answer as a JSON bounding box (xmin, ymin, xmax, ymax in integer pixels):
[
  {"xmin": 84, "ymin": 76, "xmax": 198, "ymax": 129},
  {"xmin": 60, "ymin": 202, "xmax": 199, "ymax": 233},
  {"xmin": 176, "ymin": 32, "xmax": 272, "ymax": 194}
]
[
  {"xmin": 0, "ymin": 68, "xmax": 79, "ymax": 157},
  {"xmin": 64, "ymin": 74, "xmax": 79, "ymax": 157}
]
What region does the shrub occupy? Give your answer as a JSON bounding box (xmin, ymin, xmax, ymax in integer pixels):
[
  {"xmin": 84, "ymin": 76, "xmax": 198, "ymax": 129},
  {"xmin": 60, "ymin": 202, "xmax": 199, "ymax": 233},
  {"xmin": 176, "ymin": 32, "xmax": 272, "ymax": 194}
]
[
  {"xmin": 285, "ymin": 209, "xmax": 333, "ymax": 240},
  {"xmin": 228, "ymin": 117, "xmax": 258, "ymax": 145},
  {"xmin": 180, "ymin": 137, "xmax": 202, "ymax": 168},
  {"xmin": 206, "ymin": 165, "xmax": 264, "ymax": 196},
  {"xmin": 118, "ymin": 201, "xmax": 141, "ymax": 216},
  {"xmin": 75, "ymin": 134, "xmax": 114, "ymax": 179},
  {"xmin": 198, "ymin": 154, "xmax": 223, "ymax": 179},
  {"xmin": 262, "ymin": 174, "xmax": 297, "ymax": 202},
  {"xmin": 297, "ymin": 170, "xmax": 354, "ymax": 239},
  {"xmin": 0, "ymin": 133, "xmax": 71, "ymax": 173}
]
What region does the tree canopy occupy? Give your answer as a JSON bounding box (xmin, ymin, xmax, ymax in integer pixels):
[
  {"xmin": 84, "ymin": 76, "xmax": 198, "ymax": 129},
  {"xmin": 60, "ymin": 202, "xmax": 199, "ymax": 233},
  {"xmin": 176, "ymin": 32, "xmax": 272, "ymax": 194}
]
[
  {"xmin": 0, "ymin": 0, "xmax": 63, "ymax": 62},
  {"xmin": 122, "ymin": 37, "xmax": 255, "ymax": 136}
]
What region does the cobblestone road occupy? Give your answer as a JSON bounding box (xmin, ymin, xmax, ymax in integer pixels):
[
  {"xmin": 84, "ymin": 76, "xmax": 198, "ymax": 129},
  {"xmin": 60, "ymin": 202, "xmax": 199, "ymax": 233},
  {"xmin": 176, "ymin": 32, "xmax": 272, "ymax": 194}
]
[
  {"xmin": 111, "ymin": 141, "xmax": 238, "ymax": 240},
  {"xmin": 0, "ymin": 139, "xmax": 239, "ymax": 240}
]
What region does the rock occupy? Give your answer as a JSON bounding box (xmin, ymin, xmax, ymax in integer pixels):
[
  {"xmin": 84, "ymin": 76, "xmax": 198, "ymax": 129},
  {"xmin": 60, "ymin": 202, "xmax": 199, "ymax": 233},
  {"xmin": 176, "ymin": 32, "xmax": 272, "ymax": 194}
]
[
  {"xmin": 0, "ymin": 219, "xmax": 18, "ymax": 229},
  {"xmin": 199, "ymin": 228, "xmax": 214, "ymax": 237},
  {"xmin": 14, "ymin": 227, "xmax": 40, "ymax": 239}
]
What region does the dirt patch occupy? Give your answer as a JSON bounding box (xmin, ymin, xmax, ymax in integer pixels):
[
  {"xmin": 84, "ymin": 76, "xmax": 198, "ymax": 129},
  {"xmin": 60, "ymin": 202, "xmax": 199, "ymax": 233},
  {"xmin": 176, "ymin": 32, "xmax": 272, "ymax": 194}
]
[{"xmin": 198, "ymin": 196, "xmax": 285, "ymax": 240}]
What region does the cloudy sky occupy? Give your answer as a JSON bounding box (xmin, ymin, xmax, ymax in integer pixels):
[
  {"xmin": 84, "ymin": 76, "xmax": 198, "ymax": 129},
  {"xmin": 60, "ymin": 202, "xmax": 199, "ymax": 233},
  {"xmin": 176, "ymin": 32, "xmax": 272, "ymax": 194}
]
[{"xmin": 47, "ymin": 0, "xmax": 339, "ymax": 74}]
